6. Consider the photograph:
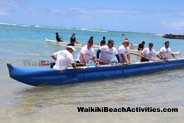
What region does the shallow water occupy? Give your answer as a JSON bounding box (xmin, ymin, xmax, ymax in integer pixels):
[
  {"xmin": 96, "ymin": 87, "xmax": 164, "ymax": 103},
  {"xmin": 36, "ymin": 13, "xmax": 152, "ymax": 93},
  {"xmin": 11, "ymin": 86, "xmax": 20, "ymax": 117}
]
[{"xmin": 0, "ymin": 24, "xmax": 184, "ymax": 123}]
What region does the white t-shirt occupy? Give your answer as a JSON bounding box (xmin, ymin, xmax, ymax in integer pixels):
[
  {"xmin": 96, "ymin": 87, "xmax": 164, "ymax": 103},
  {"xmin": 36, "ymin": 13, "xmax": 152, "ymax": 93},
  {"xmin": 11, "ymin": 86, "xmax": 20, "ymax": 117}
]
[
  {"xmin": 160, "ymin": 47, "xmax": 173, "ymax": 59},
  {"xmin": 77, "ymin": 45, "xmax": 95, "ymax": 63},
  {"xmin": 99, "ymin": 45, "xmax": 118, "ymax": 62},
  {"xmin": 118, "ymin": 45, "xmax": 130, "ymax": 62},
  {"xmin": 53, "ymin": 50, "xmax": 74, "ymax": 70},
  {"xmin": 141, "ymin": 48, "xmax": 157, "ymax": 58}
]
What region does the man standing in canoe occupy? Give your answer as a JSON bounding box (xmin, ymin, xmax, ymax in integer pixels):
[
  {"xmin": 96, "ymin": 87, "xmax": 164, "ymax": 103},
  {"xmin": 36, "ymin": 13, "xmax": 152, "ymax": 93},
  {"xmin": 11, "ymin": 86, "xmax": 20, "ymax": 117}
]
[
  {"xmin": 51, "ymin": 44, "xmax": 77, "ymax": 70},
  {"xmin": 76, "ymin": 38, "xmax": 98, "ymax": 66},
  {"xmin": 159, "ymin": 41, "xmax": 176, "ymax": 60},
  {"xmin": 70, "ymin": 33, "xmax": 80, "ymax": 45},
  {"xmin": 55, "ymin": 32, "xmax": 63, "ymax": 42},
  {"xmin": 118, "ymin": 38, "xmax": 131, "ymax": 64},
  {"xmin": 96, "ymin": 39, "xmax": 120, "ymax": 64}
]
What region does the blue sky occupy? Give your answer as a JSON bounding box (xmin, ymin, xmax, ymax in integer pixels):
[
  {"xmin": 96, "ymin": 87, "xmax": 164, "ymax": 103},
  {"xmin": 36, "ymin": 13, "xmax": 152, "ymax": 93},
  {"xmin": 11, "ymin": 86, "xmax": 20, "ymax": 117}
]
[{"xmin": 0, "ymin": 0, "xmax": 184, "ymax": 34}]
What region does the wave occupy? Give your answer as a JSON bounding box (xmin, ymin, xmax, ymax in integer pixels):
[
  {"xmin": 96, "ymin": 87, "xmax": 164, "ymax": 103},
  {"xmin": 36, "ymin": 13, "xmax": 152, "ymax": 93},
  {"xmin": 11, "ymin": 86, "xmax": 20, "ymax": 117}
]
[
  {"xmin": 85, "ymin": 29, "xmax": 108, "ymax": 33},
  {"xmin": 156, "ymin": 33, "xmax": 164, "ymax": 36},
  {"xmin": 0, "ymin": 23, "xmax": 39, "ymax": 28},
  {"xmin": 0, "ymin": 23, "xmax": 58, "ymax": 30},
  {"xmin": 63, "ymin": 27, "xmax": 108, "ymax": 32},
  {"xmin": 0, "ymin": 23, "xmax": 108, "ymax": 32},
  {"xmin": 21, "ymin": 24, "xmax": 32, "ymax": 27},
  {"xmin": 0, "ymin": 23, "xmax": 17, "ymax": 26},
  {"xmin": 80, "ymin": 27, "xmax": 108, "ymax": 32}
]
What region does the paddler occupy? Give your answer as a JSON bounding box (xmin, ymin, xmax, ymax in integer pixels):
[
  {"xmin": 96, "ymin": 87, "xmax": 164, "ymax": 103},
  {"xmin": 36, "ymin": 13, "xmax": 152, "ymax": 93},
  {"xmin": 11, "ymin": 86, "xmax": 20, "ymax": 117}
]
[
  {"xmin": 159, "ymin": 41, "xmax": 177, "ymax": 60},
  {"xmin": 96, "ymin": 39, "xmax": 120, "ymax": 65},
  {"xmin": 70, "ymin": 33, "xmax": 80, "ymax": 45},
  {"xmin": 76, "ymin": 37, "xmax": 99, "ymax": 66},
  {"xmin": 140, "ymin": 43, "xmax": 162, "ymax": 62},
  {"xmin": 118, "ymin": 38, "xmax": 131, "ymax": 64},
  {"xmin": 51, "ymin": 43, "xmax": 78, "ymax": 70}
]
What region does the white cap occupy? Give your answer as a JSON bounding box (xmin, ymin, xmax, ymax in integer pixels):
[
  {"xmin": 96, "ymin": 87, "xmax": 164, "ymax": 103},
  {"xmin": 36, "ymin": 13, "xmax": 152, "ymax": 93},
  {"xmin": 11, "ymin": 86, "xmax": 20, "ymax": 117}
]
[{"xmin": 66, "ymin": 46, "xmax": 76, "ymax": 51}]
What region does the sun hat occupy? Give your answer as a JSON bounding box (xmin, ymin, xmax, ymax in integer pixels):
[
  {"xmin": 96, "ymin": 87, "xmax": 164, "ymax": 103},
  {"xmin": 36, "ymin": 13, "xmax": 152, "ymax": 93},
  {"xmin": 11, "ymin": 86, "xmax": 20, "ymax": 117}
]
[{"xmin": 66, "ymin": 46, "xmax": 76, "ymax": 51}]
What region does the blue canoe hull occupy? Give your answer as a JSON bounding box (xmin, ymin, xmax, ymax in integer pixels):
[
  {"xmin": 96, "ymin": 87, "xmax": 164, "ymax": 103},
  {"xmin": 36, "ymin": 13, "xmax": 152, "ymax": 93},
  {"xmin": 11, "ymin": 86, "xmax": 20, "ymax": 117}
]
[{"xmin": 7, "ymin": 59, "xmax": 184, "ymax": 86}]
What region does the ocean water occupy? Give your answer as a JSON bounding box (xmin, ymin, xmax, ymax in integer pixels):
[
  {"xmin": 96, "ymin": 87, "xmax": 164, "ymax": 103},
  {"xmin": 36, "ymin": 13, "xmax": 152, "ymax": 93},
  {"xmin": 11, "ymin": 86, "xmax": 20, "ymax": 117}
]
[{"xmin": 0, "ymin": 24, "xmax": 184, "ymax": 123}]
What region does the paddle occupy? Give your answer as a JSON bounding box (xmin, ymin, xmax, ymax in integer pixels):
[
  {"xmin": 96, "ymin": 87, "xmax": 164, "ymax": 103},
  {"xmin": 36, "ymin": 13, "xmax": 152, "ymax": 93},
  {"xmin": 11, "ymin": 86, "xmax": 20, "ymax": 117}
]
[
  {"xmin": 96, "ymin": 59, "xmax": 110, "ymax": 65},
  {"xmin": 130, "ymin": 52, "xmax": 159, "ymax": 62},
  {"xmin": 130, "ymin": 52, "xmax": 144, "ymax": 58},
  {"xmin": 95, "ymin": 59, "xmax": 126, "ymax": 66},
  {"xmin": 39, "ymin": 60, "xmax": 85, "ymax": 67}
]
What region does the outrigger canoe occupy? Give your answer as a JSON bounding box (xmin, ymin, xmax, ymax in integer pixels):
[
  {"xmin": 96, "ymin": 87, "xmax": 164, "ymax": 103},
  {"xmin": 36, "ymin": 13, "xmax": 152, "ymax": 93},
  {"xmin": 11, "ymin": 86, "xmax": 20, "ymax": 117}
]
[
  {"xmin": 45, "ymin": 38, "xmax": 100, "ymax": 49},
  {"xmin": 7, "ymin": 59, "xmax": 184, "ymax": 86},
  {"xmin": 46, "ymin": 38, "xmax": 138, "ymax": 49}
]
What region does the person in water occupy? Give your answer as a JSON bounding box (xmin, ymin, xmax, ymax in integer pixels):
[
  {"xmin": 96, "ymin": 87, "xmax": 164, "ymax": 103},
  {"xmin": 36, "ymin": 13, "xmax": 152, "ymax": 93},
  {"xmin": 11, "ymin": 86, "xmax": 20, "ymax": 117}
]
[
  {"xmin": 55, "ymin": 32, "xmax": 63, "ymax": 42},
  {"xmin": 100, "ymin": 36, "xmax": 106, "ymax": 46},
  {"xmin": 70, "ymin": 33, "xmax": 79, "ymax": 45}
]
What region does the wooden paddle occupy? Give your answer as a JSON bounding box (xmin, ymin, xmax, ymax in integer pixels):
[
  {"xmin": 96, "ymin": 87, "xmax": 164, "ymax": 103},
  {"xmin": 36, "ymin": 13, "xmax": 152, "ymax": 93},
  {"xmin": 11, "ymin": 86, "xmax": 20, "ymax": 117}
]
[
  {"xmin": 39, "ymin": 61, "xmax": 85, "ymax": 67},
  {"xmin": 130, "ymin": 52, "xmax": 158, "ymax": 62}
]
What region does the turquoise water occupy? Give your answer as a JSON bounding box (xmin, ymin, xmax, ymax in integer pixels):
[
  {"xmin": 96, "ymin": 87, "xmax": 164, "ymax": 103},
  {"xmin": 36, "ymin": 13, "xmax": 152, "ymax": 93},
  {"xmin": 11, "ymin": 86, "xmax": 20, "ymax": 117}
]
[{"xmin": 0, "ymin": 24, "xmax": 184, "ymax": 123}]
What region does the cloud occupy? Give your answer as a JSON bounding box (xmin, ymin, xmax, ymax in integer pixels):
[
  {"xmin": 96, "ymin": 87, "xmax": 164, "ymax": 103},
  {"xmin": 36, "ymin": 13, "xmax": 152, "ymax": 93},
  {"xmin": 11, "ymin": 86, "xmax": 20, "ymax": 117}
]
[
  {"xmin": 1, "ymin": 0, "xmax": 18, "ymax": 2},
  {"xmin": 0, "ymin": 9, "xmax": 8, "ymax": 16},
  {"xmin": 70, "ymin": 8, "xmax": 183, "ymax": 15},
  {"xmin": 0, "ymin": 0, "xmax": 21, "ymax": 16},
  {"xmin": 69, "ymin": 8, "xmax": 141, "ymax": 19},
  {"xmin": 160, "ymin": 20, "xmax": 184, "ymax": 30},
  {"xmin": 0, "ymin": 0, "xmax": 20, "ymax": 7},
  {"xmin": 48, "ymin": 9, "xmax": 66, "ymax": 15},
  {"xmin": 27, "ymin": 7, "xmax": 66, "ymax": 16},
  {"xmin": 0, "ymin": 11, "xmax": 7, "ymax": 16},
  {"xmin": 179, "ymin": 12, "xmax": 184, "ymax": 16},
  {"xmin": 70, "ymin": 8, "xmax": 140, "ymax": 14},
  {"xmin": 143, "ymin": 9, "xmax": 176, "ymax": 14}
]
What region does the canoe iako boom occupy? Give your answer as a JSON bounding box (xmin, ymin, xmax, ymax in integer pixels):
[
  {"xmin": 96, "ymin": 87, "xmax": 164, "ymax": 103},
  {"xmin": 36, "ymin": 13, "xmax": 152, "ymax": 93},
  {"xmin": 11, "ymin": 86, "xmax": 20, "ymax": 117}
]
[{"xmin": 7, "ymin": 59, "xmax": 184, "ymax": 86}]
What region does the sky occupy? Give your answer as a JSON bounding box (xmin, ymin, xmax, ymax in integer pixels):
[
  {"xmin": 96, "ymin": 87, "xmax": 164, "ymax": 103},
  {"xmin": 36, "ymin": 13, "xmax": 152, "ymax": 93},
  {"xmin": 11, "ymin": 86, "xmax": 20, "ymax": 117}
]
[{"xmin": 0, "ymin": 0, "xmax": 184, "ymax": 34}]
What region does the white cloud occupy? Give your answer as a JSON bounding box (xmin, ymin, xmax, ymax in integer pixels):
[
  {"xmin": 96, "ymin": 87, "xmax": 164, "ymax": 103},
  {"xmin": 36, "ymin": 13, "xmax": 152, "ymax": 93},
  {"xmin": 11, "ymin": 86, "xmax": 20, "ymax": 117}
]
[
  {"xmin": 0, "ymin": 11, "xmax": 8, "ymax": 16},
  {"xmin": 160, "ymin": 20, "xmax": 184, "ymax": 30},
  {"xmin": 0, "ymin": 0, "xmax": 20, "ymax": 7},
  {"xmin": 1, "ymin": 0, "xmax": 18, "ymax": 2},
  {"xmin": 27, "ymin": 8, "xmax": 66, "ymax": 16},
  {"xmin": 70, "ymin": 8, "xmax": 140, "ymax": 14},
  {"xmin": 70, "ymin": 8, "xmax": 183, "ymax": 15},
  {"xmin": 49, "ymin": 9, "xmax": 65, "ymax": 15},
  {"xmin": 0, "ymin": 0, "xmax": 21, "ymax": 16},
  {"xmin": 179, "ymin": 12, "xmax": 184, "ymax": 16}
]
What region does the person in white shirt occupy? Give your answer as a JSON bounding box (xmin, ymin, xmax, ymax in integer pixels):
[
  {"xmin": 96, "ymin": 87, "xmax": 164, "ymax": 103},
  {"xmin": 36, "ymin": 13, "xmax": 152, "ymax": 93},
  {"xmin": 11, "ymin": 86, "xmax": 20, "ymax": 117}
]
[
  {"xmin": 118, "ymin": 39, "xmax": 131, "ymax": 64},
  {"xmin": 51, "ymin": 44, "xmax": 77, "ymax": 70},
  {"xmin": 96, "ymin": 39, "xmax": 120, "ymax": 64},
  {"xmin": 141, "ymin": 43, "xmax": 161, "ymax": 62},
  {"xmin": 76, "ymin": 38, "xmax": 98, "ymax": 66},
  {"xmin": 159, "ymin": 41, "xmax": 176, "ymax": 60}
]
